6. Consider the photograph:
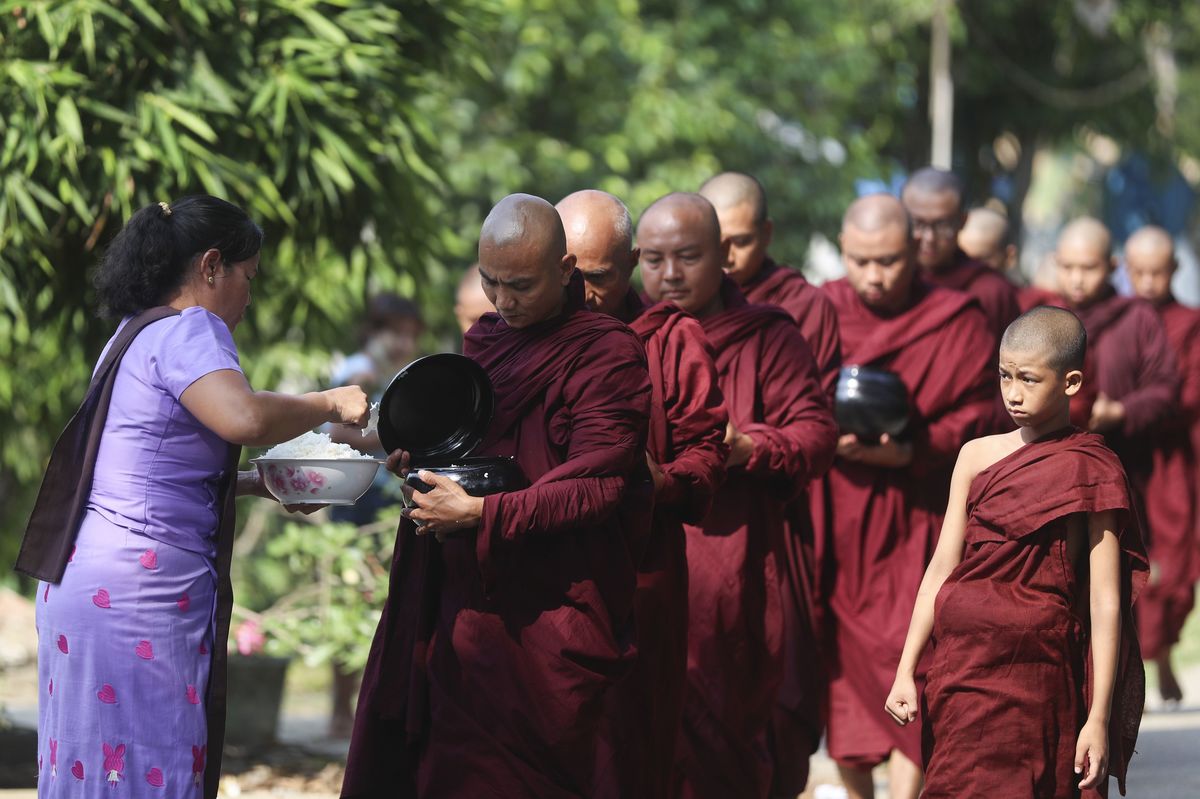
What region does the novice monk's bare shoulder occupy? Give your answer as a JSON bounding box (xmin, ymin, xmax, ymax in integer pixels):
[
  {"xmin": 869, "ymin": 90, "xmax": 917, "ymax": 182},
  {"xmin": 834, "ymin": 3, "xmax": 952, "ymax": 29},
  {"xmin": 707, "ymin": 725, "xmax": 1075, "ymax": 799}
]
[{"xmin": 958, "ymin": 430, "xmax": 1025, "ymax": 483}]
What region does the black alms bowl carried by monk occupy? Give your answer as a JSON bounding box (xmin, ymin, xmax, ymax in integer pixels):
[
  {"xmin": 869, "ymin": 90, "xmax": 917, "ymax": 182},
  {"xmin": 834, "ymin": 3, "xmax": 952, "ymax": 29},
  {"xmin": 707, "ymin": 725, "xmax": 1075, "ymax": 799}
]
[
  {"xmin": 405, "ymin": 457, "xmax": 529, "ymax": 496},
  {"xmin": 834, "ymin": 365, "xmax": 910, "ymax": 442},
  {"xmin": 379, "ymin": 353, "xmax": 527, "ymax": 495}
]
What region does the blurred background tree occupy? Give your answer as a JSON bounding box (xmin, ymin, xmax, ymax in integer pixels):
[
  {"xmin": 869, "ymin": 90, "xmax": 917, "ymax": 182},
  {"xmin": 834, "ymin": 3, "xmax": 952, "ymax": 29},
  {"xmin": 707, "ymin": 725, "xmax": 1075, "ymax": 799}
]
[{"xmin": 4, "ymin": 0, "xmax": 1200, "ymax": 604}]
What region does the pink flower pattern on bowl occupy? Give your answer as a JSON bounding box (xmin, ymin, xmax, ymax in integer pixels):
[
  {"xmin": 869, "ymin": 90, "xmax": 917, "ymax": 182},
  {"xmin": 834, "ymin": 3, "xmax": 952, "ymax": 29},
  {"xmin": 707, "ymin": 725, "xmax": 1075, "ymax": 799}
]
[{"xmin": 255, "ymin": 459, "xmax": 381, "ymax": 506}]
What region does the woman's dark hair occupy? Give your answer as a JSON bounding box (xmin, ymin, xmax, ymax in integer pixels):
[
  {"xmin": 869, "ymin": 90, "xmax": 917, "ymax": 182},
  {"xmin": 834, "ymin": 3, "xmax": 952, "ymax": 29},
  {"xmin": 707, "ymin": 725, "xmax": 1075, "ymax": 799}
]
[
  {"xmin": 359, "ymin": 292, "xmax": 424, "ymax": 345},
  {"xmin": 94, "ymin": 195, "xmax": 264, "ymax": 317}
]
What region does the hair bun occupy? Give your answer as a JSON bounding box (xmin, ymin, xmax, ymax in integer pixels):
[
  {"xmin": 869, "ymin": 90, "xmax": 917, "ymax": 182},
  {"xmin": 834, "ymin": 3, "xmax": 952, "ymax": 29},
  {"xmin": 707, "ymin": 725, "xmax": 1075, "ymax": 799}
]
[{"xmin": 158, "ymin": 201, "xmax": 172, "ymax": 217}]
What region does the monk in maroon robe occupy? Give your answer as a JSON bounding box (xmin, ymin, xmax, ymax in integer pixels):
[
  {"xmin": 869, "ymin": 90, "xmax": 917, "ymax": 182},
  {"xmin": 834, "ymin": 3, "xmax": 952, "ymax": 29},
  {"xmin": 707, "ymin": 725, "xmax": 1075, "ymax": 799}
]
[
  {"xmin": 343, "ymin": 194, "xmax": 653, "ymax": 798},
  {"xmin": 1050, "ymin": 217, "xmax": 1177, "ymax": 522},
  {"xmin": 699, "ymin": 171, "xmax": 842, "ymax": 795},
  {"xmin": 640, "ymin": 193, "xmax": 837, "ymax": 799},
  {"xmin": 558, "ymin": 189, "xmax": 729, "ymax": 798},
  {"xmin": 902, "ymin": 167, "xmax": 1021, "ymax": 350},
  {"xmin": 959, "ymin": 206, "xmax": 1019, "ymax": 275},
  {"xmin": 887, "ymin": 307, "xmax": 1148, "ymax": 799},
  {"xmin": 1125, "ymin": 225, "xmax": 1200, "ymax": 704},
  {"xmin": 816, "ymin": 194, "xmax": 994, "ymax": 799}
]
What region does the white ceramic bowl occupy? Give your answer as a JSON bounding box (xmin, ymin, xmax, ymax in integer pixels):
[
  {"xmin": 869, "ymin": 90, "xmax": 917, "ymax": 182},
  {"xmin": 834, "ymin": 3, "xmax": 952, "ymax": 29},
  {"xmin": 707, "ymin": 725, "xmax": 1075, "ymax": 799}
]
[{"xmin": 251, "ymin": 458, "xmax": 384, "ymax": 505}]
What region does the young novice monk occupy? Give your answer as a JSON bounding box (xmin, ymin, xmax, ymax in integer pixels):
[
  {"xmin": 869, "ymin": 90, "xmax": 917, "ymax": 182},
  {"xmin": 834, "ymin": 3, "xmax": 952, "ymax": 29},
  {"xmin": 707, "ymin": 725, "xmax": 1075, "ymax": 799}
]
[{"xmin": 886, "ymin": 306, "xmax": 1149, "ymax": 799}]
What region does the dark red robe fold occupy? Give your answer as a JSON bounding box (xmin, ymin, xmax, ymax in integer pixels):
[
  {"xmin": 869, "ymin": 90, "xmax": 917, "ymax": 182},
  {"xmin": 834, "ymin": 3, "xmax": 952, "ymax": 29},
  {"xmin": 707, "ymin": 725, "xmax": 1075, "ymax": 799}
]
[
  {"xmin": 1139, "ymin": 298, "xmax": 1200, "ymax": 659},
  {"xmin": 677, "ymin": 279, "xmax": 837, "ymax": 799},
  {"xmin": 925, "ymin": 250, "xmax": 1022, "ymax": 348},
  {"xmin": 815, "ymin": 278, "xmax": 994, "ymax": 768},
  {"xmin": 596, "ymin": 294, "xmax": 729, "ymax": 799},
  {"xmin": 343, "ymin": 274, "xmax": 653, "ymax": 799},
  {"xmin": 923, "ymin": 428, "xmax": 1148, "ymax": 799},
  {"xmin": 738, "ymin": 258, "xmax": 844, "ymax": 795}
]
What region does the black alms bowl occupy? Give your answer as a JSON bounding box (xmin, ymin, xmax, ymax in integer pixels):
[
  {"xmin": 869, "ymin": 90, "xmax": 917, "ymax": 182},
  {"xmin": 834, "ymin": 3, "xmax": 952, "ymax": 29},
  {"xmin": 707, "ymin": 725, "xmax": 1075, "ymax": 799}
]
[
  {"xmin": 834, "ymin": 365, "xmax": 910, "ymax": 441},
  {"xmin": 405, "ymin": 456, "xmax": 528, "ymax": 497}
]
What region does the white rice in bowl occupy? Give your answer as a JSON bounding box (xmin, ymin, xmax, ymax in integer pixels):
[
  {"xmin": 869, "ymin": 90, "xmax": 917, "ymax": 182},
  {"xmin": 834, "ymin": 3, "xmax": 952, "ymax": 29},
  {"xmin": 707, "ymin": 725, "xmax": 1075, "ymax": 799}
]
[{"xmin": 261, "ymin": 431, "xmax": 376, "ymax": 460}]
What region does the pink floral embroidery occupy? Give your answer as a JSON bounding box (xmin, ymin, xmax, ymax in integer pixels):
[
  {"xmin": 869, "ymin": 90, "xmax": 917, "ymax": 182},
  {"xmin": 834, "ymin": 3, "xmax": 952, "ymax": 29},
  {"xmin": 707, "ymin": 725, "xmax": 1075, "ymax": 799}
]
[
  {"xmin": 177, "ymin": 593, "xmax": 191, "ymax": 612},
  {"xmin": 49, "ymin": 738, "xmax": 57, "ymax": 777},
  {"xmin": 186, "ymin": 685, "xmax": 200, "ymax": 705},
  {"xmin": 191, "ymin": 746, "xmax": 206, "ymax": 785},
  {"xmin": 146, "ymin": 767, "xmax": 164, "ymax": 787},
  {"xmin": 56, "ymin": 634, "xmax": 68, "ymax": 654},
  {"xmin": 102, "ymin": 743, "xmax": 125, "ymax": 786},
  {"xmin": 71, "ymin": 760, "xmax": 84, "ymax": 780},
  {"xmin": 135, "ymin": 640, "xmax": 154, "ymax": 660},
  {"xmin": 48, "ymin": 678, "xmax": 53, "ymax": 696},
  {"xmin": 92, "ymin": 589, "xmax": 111, "ymax": 609},
  {"xmin": 43, "ymin": 584, "xmax": 49, "ymax": 602},
  {"xmin": 198, "ymin": 640, "xmax": 209, "ymax": 655},
  {"xmin": 139, "ymin": 549, "xmax": 158, "ymax": 570},
  {"xmin": 97, "ymin": 684, "xmax": 117, "ymax": 704}
]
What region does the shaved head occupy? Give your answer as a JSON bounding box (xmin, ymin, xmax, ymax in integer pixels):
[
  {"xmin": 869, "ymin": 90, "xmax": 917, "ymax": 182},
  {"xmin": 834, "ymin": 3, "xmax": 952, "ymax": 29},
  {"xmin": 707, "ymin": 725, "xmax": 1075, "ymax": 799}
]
[
  {"xmin": 477, "ymin": 193, "xmax": 575, "ymax": 328},
  {"xmin": 698, "ymin": 171, "xmax": 768, "ymax": 224},
  {"xmin": 1125, "ymin": 225, "xmax": 1176, "ymax": 305},
  {"xmin": 637, "ymin": 192, "xmax": 728, "ymax": 317},
  {"xmin": 557, "ymin": 189, "xmax": 639, "ymax": 316},
  {"xmin": 1058, "ymin": 217, "xmax": 1112, "ymax": 260},
  {"xmin": 843, "ymin": 193, "xmax": 911, "ymax": 237},
  {"xmin": 901, "ymin": 167, "xmax": 965, "ymax": 209},
  {"xmin": 960, "ymin": 208, "xmax": 1014, "ymax": 271},
  {"xmin": 1001, "ymin": 306, "xmax": 1087, "ymax": 373},
  {"xmin": 454, "ymin": 264, "xmax": 494, "ymax": 335},
  {"xmin": 1055, "ymin": 217, "xmax": 1113, "ymax": 308}
]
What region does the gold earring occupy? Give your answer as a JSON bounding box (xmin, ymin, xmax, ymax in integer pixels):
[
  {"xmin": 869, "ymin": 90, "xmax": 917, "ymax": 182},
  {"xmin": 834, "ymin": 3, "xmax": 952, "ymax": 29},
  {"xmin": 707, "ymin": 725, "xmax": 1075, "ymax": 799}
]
[{"xmin": 207, "ymin": 275, "xmax": 215, "ymax": 285}]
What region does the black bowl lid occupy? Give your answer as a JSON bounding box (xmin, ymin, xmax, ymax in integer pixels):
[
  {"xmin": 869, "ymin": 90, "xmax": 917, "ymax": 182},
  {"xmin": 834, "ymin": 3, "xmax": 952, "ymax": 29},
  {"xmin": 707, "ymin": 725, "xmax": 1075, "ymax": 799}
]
[{"xmin": 377, "ymin": 353, "xmax": 495, "ymax": 460}]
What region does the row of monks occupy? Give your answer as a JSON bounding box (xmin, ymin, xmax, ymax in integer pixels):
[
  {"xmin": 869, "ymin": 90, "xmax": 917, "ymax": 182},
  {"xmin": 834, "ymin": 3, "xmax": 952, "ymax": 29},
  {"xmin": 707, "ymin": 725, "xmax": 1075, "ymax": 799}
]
[{"xmin": 340, "ymin": 168, "xmax": 1198, "ymax": 799}]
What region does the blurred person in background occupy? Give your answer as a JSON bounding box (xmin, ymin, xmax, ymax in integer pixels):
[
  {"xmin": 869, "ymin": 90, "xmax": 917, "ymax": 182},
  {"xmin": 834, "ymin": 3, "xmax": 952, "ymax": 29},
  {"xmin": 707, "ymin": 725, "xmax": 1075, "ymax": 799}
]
[
  {"xmin": 959, "ymin": 206, "xmax": 1019, "ymax": 278},
  {"xmin": 454, "ymin": 264, "xmax": 494, "ymax": 337},
  {"xmin": 326, "ymin": 292, "xmax": 424, "ymax": 736},
  {"xmin": 18, "ymin": 196, "xmax": 368, "ymax": 798},
  {"xmin": 1125, "ymin": 225, "xmax": 1200, "ymax": 705}
]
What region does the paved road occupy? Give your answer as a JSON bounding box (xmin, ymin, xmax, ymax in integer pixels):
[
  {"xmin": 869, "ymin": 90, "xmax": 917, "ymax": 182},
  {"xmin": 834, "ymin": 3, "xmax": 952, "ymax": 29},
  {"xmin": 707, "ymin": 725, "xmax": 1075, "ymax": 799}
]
[{"xmin": 1125, "ymin": 708, "xmax": 1200, "ymax": 799}]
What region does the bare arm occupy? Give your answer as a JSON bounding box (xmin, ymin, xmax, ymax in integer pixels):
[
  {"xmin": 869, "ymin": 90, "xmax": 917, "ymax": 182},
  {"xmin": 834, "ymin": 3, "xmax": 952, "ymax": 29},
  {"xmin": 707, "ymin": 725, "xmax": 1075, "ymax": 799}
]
[
  {"xmin": 180, "ymin": 369, "xmax": 369, "ymax": 447},
  {"xmin": 1075, "ymin": 509, "xmax": 1122, "ymax": 789},
  {"xmin": 885, "ymin": 438, "xmax": 979, "ymax": 725}
]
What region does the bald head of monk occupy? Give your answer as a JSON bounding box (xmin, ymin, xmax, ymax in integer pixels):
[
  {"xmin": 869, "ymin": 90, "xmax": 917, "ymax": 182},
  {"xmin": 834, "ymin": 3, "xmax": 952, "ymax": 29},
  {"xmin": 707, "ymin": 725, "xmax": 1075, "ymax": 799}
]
[
  {"xmin": 1125, "ymin": 225, "xmax": 1176, "ymax": 307},
  {"xmin": 477, "ymin": 193, "xmax": 576, "ymax": 329},
  {"xmin": 902, "ymin": 167, "xmax": 967, "ymax": 274},
  {"xmin": 556, "ymin": 190, "xmax": 639, "ymax": 318},
  {"xmin": 454, "ymin": 264, "xmax": 494, "ymax": 335},
  {"xmin": 1054, "ymin": 217, "xmax": 1114, "ymax": 309},
  {"xmin": 698, "ymin": 171, "xmax": 773, "ymax": 286},
  {"xmin": 638, "ymin": 192, "xmax": 729, "ymax": 319},
  {"xmin": 959, "ymin": 207, "xmax": 1016, "ymax": 273},
  {"xmin": 998, "ymin": 306, "xmax": 1086, "ymax": 431},
  {"xmin": 840, "ymin": 193, "xmax": 917, "ymax": 314}
]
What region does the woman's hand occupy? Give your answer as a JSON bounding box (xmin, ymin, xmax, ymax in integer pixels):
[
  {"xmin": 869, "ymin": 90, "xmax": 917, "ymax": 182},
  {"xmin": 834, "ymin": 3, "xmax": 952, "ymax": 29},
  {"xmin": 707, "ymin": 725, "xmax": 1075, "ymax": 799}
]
[
  {"xmin": 401, "ymin": 470, "xmax": 484, "ymax": 542},
  {"xmin": 1074, "ymin": 718, "xmax": 1109, "ymax": 789},
  {"xmin": 324, "ymin": 385, "xmax": 370, "ymax": 427},
  {"xmin": 884, "ymin": 673, "xmax": 919, "ymax": 726}
]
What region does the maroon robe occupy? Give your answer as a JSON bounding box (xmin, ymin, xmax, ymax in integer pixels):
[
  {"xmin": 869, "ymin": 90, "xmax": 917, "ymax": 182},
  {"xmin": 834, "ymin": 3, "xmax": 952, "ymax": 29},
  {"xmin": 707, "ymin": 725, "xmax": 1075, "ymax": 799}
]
[
  {"xmin": 738, "ymin": 258, "xmax": 843, "ymax": 794},
  {"xmin": 925, "ymin": 250, "xmax": 1022, "ymax": 348},
  {"xmin": 816, "ymin": 279, "xmax": 994, "ymax": 767},
  {"xmin": 343, "ymin": 275, "xmax": 653, "ymax": 799},
  {"xmin": 1138, "ymin": 298, "xmax": 1200, "ymax": 659},
  {"xmin": 923, "ymin": 428, "xmax": 1148, "ymax": 799},
  {"xmin": 599, "ymin": 293, "xmax": 729, "ymax": 799},
  {"xmin": 677, "ymin": 279, "xmax": 837, "ymax": 799}
]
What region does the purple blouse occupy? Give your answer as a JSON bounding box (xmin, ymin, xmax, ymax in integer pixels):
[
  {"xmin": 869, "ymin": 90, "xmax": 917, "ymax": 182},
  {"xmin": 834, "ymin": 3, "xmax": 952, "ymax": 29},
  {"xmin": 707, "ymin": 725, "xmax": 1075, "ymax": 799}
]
[{"xmin": 87, "ymin": 306, "xmax": 242, "ymax": 558}]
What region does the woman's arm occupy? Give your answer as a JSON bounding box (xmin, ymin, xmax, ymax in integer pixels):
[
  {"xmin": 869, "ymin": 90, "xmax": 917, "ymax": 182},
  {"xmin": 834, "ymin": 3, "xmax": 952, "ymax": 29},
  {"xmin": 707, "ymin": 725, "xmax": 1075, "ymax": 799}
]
[
  {"xmin": 884, "ymin": 437, "xmax": 979, "ymax": 725},
  {"xmin": 180, "ymin": 369, "xmax": 369, "ymax": 447},
  {"xmin": 1075, "ymin": 509, "xmax": 1121, "ymax": 790}
]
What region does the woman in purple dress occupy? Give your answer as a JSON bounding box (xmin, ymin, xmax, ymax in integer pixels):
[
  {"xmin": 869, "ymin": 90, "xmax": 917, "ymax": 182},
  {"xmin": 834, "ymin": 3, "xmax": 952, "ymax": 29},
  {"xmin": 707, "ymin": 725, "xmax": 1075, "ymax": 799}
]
[{"xmin": 33, "ymin": 196, "xmax": 369, "ymax": 797}]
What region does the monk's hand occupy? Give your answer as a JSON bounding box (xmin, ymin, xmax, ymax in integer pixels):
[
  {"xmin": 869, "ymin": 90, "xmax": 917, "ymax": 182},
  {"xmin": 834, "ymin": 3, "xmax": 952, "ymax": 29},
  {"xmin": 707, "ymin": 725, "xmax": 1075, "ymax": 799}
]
[
  {"xmin": 725, "ymin": 422, "xmax": 755, "ymax": 468},
  {"xmin": 646, "ymin": 452, "xmax": 666, "ymax": 494},
  {"xmin": 402, "ymin": 470, "xmax": 485, "ymax": 542},
  {"xmin": 839, "ymin": 433, "xmax": 913, "ymax": 468},
  {"xmin": 1088, "ymin": 393, "xmax": 1125, "ymax": 433},
  {"xmin": 1074, "ymin": 718, "xmax": 1108, "ymax": 789},
  {"xmin": 836, "ymin": 433, "xmax": 862, "ymax": 460},
  {"xmin": 884, "ymin": 674, "xmax": 919, "ymax": 727}
]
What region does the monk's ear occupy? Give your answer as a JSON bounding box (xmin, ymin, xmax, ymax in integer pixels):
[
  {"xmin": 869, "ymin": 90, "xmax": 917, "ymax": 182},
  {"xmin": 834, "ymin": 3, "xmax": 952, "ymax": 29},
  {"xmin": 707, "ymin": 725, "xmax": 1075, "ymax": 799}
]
[
  {"xmin": 627, "ymin": 247, "xmax": 641, "ymax": 274},
  {"xmin": 1063, "ymin": 369, "xmax": 1083, "ymax": 396},
  {"xmin": 560, "ymin": 252, "xmax": 577, "ymax": 284},
  {"xmin": 762, "ymin": 219, "xmax": 774, "ymax": 248}
]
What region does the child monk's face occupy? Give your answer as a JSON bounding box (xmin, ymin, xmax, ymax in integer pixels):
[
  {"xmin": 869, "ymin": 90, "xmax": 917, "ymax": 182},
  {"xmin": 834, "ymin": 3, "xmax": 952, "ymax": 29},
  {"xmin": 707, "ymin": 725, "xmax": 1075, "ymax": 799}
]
[
  {"xmin": 1055, "ymin": 237, "xmax": 1112, "ymax": 308},
  {"xmin": 998, "ymin": 347, "xmax": 1082, "ymax": 427}
]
